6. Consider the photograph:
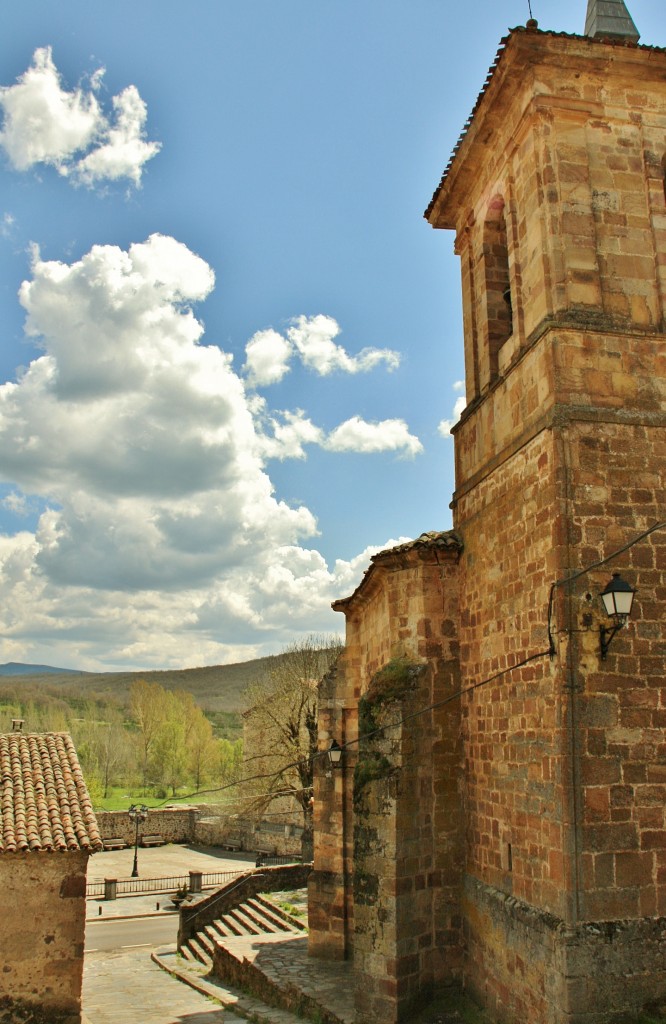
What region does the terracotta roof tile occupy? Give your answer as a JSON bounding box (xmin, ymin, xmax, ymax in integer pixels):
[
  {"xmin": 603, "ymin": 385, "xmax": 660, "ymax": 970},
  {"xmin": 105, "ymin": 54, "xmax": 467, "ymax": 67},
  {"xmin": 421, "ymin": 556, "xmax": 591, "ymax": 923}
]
[
  {"xmin": 371, "ymin": 530, "xmax": 463, "ymax": 560},
  {"xmin": 333, "ymin": 530, "xmax": 463, "ymax": 610},
  {"xmin": 0, "ymin": 732, "xmax": 103, "ymax": 854}
]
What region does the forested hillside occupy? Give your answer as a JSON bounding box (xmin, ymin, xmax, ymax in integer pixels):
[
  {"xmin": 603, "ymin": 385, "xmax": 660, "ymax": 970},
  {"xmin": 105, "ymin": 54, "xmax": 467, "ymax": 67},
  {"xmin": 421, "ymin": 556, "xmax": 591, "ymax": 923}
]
[
  {"xmin": 0, "ymin": 657, "xmax": 286, "ymax": 808},
  {"xmin": 0, "ymin": 654, "xmax": 288, "ymax": 713}
]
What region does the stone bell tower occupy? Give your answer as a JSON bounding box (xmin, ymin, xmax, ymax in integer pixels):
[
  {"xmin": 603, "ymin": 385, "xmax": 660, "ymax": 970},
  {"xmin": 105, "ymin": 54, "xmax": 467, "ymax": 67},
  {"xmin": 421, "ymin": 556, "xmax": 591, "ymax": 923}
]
[
  {"xmin": 426, "ymin": 2, "xmax": 666, "ymax": 1021},
  {"xmin": 310, "ymin": 5, "xmax": 666, "ymax": 1024}
]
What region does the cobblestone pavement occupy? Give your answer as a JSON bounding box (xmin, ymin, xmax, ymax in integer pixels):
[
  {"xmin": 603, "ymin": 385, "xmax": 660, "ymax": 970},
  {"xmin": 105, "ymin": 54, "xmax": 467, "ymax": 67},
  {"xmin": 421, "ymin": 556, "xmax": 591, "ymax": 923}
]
[
  {"xmin": 82, "ymin": 949, "xmax": 246, "ymax": 1024},
  {"xmin": 154, "ymin": 948, "xmax": 317, "ymax": 1024},
  {"xmin": 197, "ymin": 932, "xmax": 355, "ymax": 1024}
]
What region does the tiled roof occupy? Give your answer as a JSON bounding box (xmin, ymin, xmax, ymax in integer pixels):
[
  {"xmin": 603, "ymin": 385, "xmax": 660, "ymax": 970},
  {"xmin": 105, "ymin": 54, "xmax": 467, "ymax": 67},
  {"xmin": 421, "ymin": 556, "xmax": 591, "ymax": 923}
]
[
  {"xmin": 371, "ymin": 530, "xmax": 463, "ymax": 560},
  {"xmin": 333, "ymin": 531, "xmax": 462, "ymax": 610},
  {"xmin": 424, "ymin": 25, "xmax": 666, "ymax": 222},
  {"xmin": 0, "ymin": 732, "xmax": 103, "ymax": 854}
]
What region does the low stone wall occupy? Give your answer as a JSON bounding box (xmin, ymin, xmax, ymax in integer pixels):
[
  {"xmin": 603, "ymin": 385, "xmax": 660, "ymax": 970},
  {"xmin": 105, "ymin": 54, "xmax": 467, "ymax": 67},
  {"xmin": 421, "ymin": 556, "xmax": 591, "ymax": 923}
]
[
  {"xmin": 212, "ymin": 938, "xmax": 343, "ymax": 1024},
  {"xmin": 463, "ymin": 874, "xmax": 666, "ymax": 1024},
  {"xmin": 194, "ymin": 812, "xmax": 303, "ymax": 857},
  {"xmin": 95, "ymin": 805, "xmax": 304, "ymax": 855},
  {"xmin": 95, "ymin": 806, "xmax": 200, "ymax": 845}
]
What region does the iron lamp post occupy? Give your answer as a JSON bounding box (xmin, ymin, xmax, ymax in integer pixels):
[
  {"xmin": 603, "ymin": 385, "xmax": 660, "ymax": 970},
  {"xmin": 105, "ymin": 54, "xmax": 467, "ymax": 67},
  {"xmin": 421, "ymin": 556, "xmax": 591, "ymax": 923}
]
[{"xmin": 128, "ymin": 804, "xmax": 148, "ymax": 878}]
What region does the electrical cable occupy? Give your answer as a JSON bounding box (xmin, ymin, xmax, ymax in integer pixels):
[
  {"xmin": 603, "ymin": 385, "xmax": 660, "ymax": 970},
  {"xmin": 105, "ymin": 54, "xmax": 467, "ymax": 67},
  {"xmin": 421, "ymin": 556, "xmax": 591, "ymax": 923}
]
[{"xmin": 153, "ymin": 519, "xmax": 666, "ymax": 808}]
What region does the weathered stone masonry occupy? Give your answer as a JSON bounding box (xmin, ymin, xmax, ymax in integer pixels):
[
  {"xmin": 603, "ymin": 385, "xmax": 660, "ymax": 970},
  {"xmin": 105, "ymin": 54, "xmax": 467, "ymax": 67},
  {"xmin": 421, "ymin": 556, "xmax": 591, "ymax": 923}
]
[{"xmin": 309, "ymin": 16, "xmax": 666, "ymax": 1024}]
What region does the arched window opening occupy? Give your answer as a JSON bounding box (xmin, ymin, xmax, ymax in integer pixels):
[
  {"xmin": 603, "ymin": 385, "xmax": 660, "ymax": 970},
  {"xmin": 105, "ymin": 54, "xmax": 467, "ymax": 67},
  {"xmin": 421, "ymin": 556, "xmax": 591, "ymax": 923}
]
[{"xmin": 483, "ymin": 196, "xmax": 512, "ymax": 379}]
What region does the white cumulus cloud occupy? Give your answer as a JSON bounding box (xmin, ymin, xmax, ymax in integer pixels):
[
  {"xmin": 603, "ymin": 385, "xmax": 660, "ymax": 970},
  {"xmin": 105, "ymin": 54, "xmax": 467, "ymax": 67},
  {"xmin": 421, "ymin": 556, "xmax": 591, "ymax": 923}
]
[
  {"xmin": 242, "ymin": 314, "xmax": 401, "ymax": 387},
  {"xmin": 1, "ymin": 492, "xmax": 29, "ymax": 517},
  {"xmin": 243, "ymin": 328, "xmax": 293, "ymax": 387},
  {"xmin": 438, "ymin": 393, "xmax": 467, "ymax": 437},
  {"xmin": 75, "ymin": 85, "xmax": 160, "ymax": 186},
  {"xmin": 257, "ymin": 410, "xmax": 324, "ymax": 460},
  {"xmin": 0, "ymin": 234, "xmax": 421, "ymax": 670},
  {"xmin": 0, "ymin": 47, "xmax": 160, "ymax": 186},
  {"xmin": 325, "ymin": 416, "xmax": 423, "ymax": 458},
  {"xmin": 286, "ymin": 314, "xmax": 400, "ymax": 377},
  {"xmin": 1, "ymin": 212, "xmax": 16, "ymax": 238}
]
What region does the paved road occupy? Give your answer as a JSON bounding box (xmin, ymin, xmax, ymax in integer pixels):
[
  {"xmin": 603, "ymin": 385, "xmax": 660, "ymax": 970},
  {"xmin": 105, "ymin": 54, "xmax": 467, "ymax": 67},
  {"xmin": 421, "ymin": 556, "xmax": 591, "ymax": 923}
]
[
  {"xmin": 82, "ymin": 847, "xmax": 296, "ymax": 1023},
  {"xmin": 83, "ymin": 950, "xmax": 246, "ymax": 1024},
  {"xmin": 86, "ymin": 915, "xmax": 178, "ymax": 952}
]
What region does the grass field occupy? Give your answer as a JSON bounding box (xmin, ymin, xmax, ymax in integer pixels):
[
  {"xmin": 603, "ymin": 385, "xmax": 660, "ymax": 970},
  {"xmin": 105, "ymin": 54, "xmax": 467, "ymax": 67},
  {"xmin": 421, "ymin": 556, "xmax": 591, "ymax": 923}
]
[{"xmin": 91, "ymin": 786, "xmax": 232, "ymax": 813}]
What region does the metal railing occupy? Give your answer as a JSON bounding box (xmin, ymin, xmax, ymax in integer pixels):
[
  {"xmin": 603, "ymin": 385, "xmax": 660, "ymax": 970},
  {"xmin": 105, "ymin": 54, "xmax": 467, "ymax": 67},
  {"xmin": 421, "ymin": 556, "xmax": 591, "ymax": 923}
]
[
  {"xmin": 180, "ymin": 871, "xmax": 264, "ymax": 928},
  {"xmin": 255, "ymin": 821, "xmax": 304, "ymax": 835},
  {"xmin": 86, "ymin": 869, "xmax": 242, "ymax": 899},
  {"xmin": 255, "ymin": 853, "xmax": 303, "ymax": 867}
]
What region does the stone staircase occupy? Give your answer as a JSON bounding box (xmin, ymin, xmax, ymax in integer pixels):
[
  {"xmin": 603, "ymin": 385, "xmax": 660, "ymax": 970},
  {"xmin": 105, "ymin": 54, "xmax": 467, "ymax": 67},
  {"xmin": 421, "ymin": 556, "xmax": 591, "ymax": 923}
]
[{"xmin": 181, "ymin": 893, "xmax": 306, "ymax": 968}]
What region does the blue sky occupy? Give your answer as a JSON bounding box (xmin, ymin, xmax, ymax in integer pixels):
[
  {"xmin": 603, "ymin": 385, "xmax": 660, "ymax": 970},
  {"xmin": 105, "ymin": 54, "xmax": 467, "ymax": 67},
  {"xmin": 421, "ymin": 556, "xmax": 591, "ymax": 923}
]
[{"xmin": 0, "ymin": 0, "xmax": 660, "ymax": 670}]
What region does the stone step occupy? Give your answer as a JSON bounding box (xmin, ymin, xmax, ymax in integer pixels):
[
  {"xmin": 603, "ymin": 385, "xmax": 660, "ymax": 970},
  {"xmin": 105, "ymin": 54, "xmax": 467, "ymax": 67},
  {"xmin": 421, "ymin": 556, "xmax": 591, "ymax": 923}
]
[
  {"xmin": 186, "ymin": 892, "xmax": 308, "ymax": 973},
  {"xmin": 227, "ymin": 902, "xmax": 271, "ymax": 935},
  {"xmin": 186, "ymin": 936, "xmax": 212, "ymax": 968},
  {"xmin": 215, "ymin": 913, "xmax": 252, "ymax": 937},
  {"xmin": 179, "ymin": 944, "xmax": 198, "ymax": 964},
  {"xmin": 245, "ymin": 897, "xmax": 297, "ymax": 932},
  {"xmin": 154, "ymin": 948, "xmax": 311, "ymax": 1024},
  {"xmin": 251, "ymin": 895, "xmax": 307, "ymax": 931},
  {"xmin": 198, "ymin": 929, "xmax": 217, "ymax": 956},
  {"xmin": 207, "ymin": 918, "xmax": 235, "ymax": 940}
]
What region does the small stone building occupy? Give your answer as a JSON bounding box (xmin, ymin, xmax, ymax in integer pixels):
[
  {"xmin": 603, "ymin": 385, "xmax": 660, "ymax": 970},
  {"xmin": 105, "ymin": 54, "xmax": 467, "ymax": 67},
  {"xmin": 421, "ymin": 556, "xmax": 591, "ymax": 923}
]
[
  {"xmin": 0, "ymin": 731, "xmax": 103, "ymax": 1023},
  {"xmin": 309, "ymin": 3, "xmax": 666, "ymax": 1023}
]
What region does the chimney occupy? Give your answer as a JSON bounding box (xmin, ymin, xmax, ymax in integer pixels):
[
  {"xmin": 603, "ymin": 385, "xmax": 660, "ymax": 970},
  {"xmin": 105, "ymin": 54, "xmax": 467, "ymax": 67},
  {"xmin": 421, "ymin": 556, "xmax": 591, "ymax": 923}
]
[{"xmin": 11, "ymin": 719, "xmax": 25, "ymax": 733}]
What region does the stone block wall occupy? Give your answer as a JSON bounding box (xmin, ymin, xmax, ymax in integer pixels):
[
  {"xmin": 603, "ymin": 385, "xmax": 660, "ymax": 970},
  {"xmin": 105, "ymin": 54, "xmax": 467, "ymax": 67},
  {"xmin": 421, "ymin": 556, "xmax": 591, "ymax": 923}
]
[
  {"xmin": 95, "ymin": 805, "xmax": 200, "ymax": 845},
  {"xmin": 463, "ymin": 874, "xmax": 666, "ymax": 1024},
  {"xmin": 194, "ymin": 813, "xmax": 302, "ymax": 857},
  {"xmin": 0, "ymin": 851, "xmax": 89, "ymax": 1023},
  {"xmin": 565, "ymin": 419, "xmax": 666, "ymax": 924},
  {"xmin": 462, "ymin": 875, "xmax": 565, "ymax": 1024},
  {"xmin": 444, "ymin": 31, "xmax": 666, "ymax": 1019},
  {"xmin": 454, "ymin": 338, "xmax": 666, "ymax": 1016},
  {"xmin": 353, "ymin": 658, "xmax": 463, "ymax": 1024},
  {"xmin": 456, "ymin": 424, "xmax": 568, "ymax": 917},
  {"xmin": 310, "ymin": 534, "xmax": 463, "ymax": 1021}
]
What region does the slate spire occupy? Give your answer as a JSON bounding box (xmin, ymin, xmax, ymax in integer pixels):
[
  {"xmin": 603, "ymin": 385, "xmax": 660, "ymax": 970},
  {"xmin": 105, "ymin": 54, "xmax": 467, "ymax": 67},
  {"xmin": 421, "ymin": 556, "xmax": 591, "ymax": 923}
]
[{"xmin": 584, "ymin": 0, "xmax": 640, "ymax": 42}]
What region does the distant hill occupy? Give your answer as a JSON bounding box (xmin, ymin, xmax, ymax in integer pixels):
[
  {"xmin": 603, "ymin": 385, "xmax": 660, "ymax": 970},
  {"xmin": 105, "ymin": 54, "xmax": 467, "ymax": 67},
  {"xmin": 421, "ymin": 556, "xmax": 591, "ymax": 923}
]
[
  {"xmin": 0, "ymin": 655, "xmax": 286, "ymax": 714},
  {"xmin": 0, "ymin": 662, "xmax": 83, "ymax": 677}
]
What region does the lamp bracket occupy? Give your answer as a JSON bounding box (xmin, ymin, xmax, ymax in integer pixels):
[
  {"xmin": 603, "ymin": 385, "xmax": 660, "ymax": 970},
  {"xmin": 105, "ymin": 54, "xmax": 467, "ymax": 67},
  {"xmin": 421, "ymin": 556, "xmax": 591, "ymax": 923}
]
[{"xmin": 599, "ymin": 620, "xmax": 625, "ymax": 660}]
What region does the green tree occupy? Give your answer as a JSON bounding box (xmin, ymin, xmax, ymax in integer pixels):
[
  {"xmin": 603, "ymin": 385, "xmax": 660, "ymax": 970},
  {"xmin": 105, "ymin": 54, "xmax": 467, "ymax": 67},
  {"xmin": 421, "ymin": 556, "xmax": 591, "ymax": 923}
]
[
  {"xmin": 71, "ymin": 703, "xmax": 132, "ymax": 799},
  {"xmin": 130, "ymin": 679, "xmax": 168, "ymax": 791},
  {"xmin": 187, "ymin": 708, "xmax": 219, "ymax": 791},
  {"xmin": 151, "ymin": 692, "xmax": 189, "ymax": 796},
  {"xmin": 219, "ymin": 737, "xmax": 243, "ymax": 788}
]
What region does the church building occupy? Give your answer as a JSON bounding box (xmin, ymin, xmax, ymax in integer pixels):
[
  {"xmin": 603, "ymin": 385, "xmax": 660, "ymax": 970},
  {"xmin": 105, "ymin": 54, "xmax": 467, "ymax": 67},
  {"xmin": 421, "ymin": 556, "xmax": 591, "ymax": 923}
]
[{"xmin": 308, "ymin": 2, "xmax": 666, "ymax": 1022}]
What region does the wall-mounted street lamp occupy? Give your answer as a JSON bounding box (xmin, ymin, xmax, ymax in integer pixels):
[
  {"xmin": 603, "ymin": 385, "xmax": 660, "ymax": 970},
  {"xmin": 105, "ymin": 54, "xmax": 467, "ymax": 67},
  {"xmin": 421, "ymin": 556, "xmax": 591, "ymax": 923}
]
[
  {"xmin": 128, "ymin": 804, "xmax": 148, "ymax": 878},
  {"xmin": 600, "ymin": 572, "xmax": 636, "ymax": 660},
  {"xmin": 327, "ymin": 740, "xmax": 343, "ymax": 768}
]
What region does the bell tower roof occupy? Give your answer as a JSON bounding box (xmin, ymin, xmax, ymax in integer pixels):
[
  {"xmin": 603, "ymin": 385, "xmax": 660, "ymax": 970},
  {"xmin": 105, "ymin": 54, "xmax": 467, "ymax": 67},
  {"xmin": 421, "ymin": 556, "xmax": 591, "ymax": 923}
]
[{"xmin": 584, "ymin": 0, "xmax": 640, "ymax": 41}]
